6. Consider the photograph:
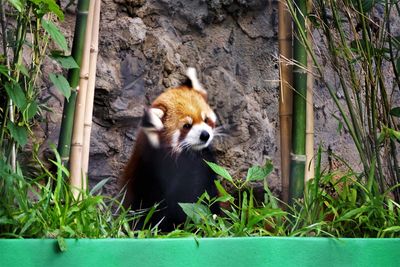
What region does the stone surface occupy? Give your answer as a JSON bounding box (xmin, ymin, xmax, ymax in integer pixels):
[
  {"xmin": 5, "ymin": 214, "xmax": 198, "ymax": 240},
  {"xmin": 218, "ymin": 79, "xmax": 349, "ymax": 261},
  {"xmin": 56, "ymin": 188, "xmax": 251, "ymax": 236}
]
[{"xmin": 40, "ymin": 0, "xmax": 366, "ymax": 198}]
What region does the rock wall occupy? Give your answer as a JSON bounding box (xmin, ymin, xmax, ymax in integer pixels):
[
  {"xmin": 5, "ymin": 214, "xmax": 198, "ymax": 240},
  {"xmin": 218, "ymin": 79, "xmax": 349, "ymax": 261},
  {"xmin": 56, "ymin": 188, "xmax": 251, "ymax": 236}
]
[{"xmin": 42, "ymin": 0, "xmax": 358, "ymax": 197}]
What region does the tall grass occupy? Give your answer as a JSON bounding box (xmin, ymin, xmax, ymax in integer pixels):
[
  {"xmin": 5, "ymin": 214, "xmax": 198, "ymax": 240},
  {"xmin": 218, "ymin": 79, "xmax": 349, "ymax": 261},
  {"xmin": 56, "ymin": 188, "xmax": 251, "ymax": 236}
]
[
  {"xmin": 287, "ymin": 0, "xmax": 400, "ymax": 200},
  {"xmin": 0, "ymin": 147, "xmax": 137, "ymax": 239}
]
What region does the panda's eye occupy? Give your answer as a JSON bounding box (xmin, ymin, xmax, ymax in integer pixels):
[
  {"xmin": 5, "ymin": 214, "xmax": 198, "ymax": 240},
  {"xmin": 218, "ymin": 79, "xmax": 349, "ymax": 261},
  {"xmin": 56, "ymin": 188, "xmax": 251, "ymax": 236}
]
[
  {"xmin": 183, "ymin": 123, "xmax": 192, "ymax": 130},
  {"xmin": 204, "ymin": 117, "xmax": 209, "ymax": 124}
]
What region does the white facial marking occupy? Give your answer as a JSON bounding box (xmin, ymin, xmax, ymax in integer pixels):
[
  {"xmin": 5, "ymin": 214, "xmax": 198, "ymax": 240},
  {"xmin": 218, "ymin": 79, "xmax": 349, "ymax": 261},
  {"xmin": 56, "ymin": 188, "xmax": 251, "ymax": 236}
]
[
  {"xmin": 145, "ymin": 131, "xmax": 160, "ymax": 148},
  {"xmin": 201, "ymin": 111, "xmax": 206, "ymax": 120},
  {"xmin": 182, "ymin": 122, "xmax": 214, "ymax": 150},
  {"xmin": 184, "ymin": 116, "xmax": 193, "ymax": 125},
  {"xmin": 208, "ymin": 111, "xmax": 217, "ymax": 124},
  {"xmin": 148, "ymin": 108, "xmax": 164, "ymax": 131},
  {"xmin": 171, "ymin": 130, "xmax": 181, "ymax": 151},
  {"xmin": 186, "ymin": 67, "xmax": 207, "ymax": 96}
]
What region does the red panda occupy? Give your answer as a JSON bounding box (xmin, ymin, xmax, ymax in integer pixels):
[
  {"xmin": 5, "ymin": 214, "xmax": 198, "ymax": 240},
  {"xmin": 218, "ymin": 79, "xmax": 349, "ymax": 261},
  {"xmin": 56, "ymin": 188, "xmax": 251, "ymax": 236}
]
[{"xmin": 120, "ymin": 68, "xmax": 220, "ymax": 231}]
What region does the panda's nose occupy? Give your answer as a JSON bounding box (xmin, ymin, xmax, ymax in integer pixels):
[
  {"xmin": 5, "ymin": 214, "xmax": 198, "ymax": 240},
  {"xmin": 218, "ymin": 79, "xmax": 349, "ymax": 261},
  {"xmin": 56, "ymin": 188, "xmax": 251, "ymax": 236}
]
[{"xmin": 199, "ymin": 131, "xmax": 210, "ymax": 142}]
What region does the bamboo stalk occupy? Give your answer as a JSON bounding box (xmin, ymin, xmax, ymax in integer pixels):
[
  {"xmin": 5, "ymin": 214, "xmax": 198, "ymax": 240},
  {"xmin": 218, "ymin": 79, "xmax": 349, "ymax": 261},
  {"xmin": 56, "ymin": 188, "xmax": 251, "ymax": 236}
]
[
  {"xmin": 69, "ymin": 0, "xmax": 95, "ymax": 198},
  {"xmin": 57, "ymin": 0, "xmax": 91, "ymax": 168},
  {"xmin": 0, "ymin": 0, "xmax": 16, "ymax": 171},
  {"xmin": 82, "ymin": 0, "xmax": 101, "ymax": 177},
  {"xmin": 305, "ymin": 0, "xmax": 314, "ymax": 181},
  {"xmin": 278, "ymin": 0, "xmax": 293, "ymax": 204},
  {"xmin": 289, "ymin": 0, "xmax": 308, "ymax": 204}
]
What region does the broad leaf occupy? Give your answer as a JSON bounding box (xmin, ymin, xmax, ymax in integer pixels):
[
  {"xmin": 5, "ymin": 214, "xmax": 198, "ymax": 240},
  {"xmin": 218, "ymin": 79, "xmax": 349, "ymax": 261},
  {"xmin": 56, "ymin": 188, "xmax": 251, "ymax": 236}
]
[
  {"xmin": 4, "ymin": 82, "xmax": 27, "ymax": 110},
  {"xmin": 42, "ymin": 19, "xmax": 68, "ymax": 51},
  {"xmin": 179, "ymin": 203, "xmax": 210, "ymax": 224},
  {"xmin": 246, "ymin": 161, "xmax": 273, "ymax": 182},
  {"xmin": 49, "ymin": 73, "xmax": 71, "ymax": 100},
  {"xmin": 204, "ymin": 160, "xmax": 233, "ymax": 182},
  {"xmin": 7, "ymin": 121, "xmax": 27, "ymax": 147}
]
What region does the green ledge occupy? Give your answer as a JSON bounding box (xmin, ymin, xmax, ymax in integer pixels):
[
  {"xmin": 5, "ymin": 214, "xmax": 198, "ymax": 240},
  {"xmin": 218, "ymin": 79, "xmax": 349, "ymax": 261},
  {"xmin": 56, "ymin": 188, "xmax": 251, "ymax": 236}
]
[{"xmin": 0, "ymin": 237, "xmax": 399, "ymax": 267}]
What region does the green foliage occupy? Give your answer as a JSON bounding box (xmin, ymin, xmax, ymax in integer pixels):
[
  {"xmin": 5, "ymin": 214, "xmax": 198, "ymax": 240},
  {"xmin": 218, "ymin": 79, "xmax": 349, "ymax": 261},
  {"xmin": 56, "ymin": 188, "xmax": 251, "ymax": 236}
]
[
  {"xmin": 179, "ymin": 154, "xmax": 400, "ymax": 238},
  {"xmin": 180, "ymin": 160, "xmax": 287, "ymax": 237},
  {"xmin": 41, "ymin": 19, "xmax": 68, "ymax": 51},
  {"xmin": 0, "ymin": 148, "xmax": 139, "ymax": 239},
  {"xmin": 287, "ymin": 148, "xmax": 400, "ymax": 238},
  {"xmin": 0, "ymin": 0, "xmax": 76, "ymax": 170},
  {"xmin": 49, "ymin": 73, "xmax": 71, "ymax": 100}
]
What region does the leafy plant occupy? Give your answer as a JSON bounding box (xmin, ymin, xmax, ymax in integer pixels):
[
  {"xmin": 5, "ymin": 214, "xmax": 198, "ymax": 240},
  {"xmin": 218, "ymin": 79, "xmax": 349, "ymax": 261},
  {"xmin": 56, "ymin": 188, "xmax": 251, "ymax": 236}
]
[
  {"xmin": 179, "ymin": 160, "xmax": 287, "ymax": 237},
  {"xmin": 287, "ymin": 146, "xmax": 400, "ymax": 238},
  {"xmin": 287, "ymin": 0, "xmax": 400, "ymax": 200},
  {"xmin": 0, "ymin": 0, "xmax": 75, "ymax": 171},
  {"xmin": 178, "ymin": 149, "xmax": 400, "ymax": 238}
]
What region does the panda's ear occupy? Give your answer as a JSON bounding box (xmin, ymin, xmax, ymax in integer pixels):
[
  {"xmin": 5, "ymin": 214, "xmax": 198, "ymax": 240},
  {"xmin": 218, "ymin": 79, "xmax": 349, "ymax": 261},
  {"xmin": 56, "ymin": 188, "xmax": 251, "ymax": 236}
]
[
  {"xmin": 186, "ymin": 67, "xmax": 207, "ymax": 99},
  {"xmin": 141, "ymin": 108, "xmax": 164, "ymax": 148}
]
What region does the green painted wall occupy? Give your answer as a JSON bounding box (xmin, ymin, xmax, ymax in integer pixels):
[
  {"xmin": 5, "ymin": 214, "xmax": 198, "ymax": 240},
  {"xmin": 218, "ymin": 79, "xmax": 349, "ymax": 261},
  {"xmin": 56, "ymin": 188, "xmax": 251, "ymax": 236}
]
[{"xmin": 1, "ymin": 237, "xmax": 399, "ymax": 267}]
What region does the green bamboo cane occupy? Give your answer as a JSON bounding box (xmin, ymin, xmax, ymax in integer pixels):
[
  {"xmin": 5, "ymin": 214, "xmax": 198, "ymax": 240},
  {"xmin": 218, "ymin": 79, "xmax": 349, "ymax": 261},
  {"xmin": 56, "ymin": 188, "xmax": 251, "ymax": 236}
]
[
  {"xmin": 289, "ymin": 0, "xmax": 307, "ymax": 204},
  {"xmin": 278, "ymin": 0, "xmax": 293, "ymax": 204},
  {"xmin": 57, "ymin": 0, "xmax": 90, "ymax": 166}
]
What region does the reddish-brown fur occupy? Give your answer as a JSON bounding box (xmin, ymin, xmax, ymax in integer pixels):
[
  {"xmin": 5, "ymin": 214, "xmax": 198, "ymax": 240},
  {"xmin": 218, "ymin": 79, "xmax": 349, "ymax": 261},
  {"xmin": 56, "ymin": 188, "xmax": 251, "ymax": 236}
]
[{"xmin": 119, "ymin": 85, "xmax": 217, "ymax": 214}]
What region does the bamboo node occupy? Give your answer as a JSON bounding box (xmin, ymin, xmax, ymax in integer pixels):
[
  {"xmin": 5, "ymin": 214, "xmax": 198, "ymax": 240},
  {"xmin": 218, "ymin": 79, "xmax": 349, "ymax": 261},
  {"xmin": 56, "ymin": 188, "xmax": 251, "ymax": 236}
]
[
  {"xmin": 80, "ymin": 73, "xmax": 90, "ymax": 79},
  {"xmin": 90, "ymin": 47, "xmax": 98, "ymax": 53},
  {"xmin": 71, "ymin": 143, "xmax": 83, "ymax": 147},
  {"xmin": 290, "ymin": 153, "xmax": 307, "ymax": 162},
  {"xmin": 293, "ymin": 69, "xmax": 308, "ymax": 74}
]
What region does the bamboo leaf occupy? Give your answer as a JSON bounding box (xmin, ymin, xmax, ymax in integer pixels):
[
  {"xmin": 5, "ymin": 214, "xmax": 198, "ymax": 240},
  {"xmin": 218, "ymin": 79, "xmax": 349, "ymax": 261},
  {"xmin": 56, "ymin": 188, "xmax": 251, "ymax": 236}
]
[
  {"xmin": 16, "ymin": 64, "xmax": 29, "ymax": 77},
  {"xmin": 42, "ymin": 19, "xmax": 68, "ymax": 51},
  {"xmin": 350, "ymin": 39, "xmax": 374, "ymax": 56},
  {"xmin": 24, "ymin": 101, "xmax": 38, "ymax": 120},
  {"xmin": 7, "ymin": 0, "xmax": 23, "ymax": 12},
  {"xmin": 49, "ymin": 73, "xmax": 71, "ymax": 100},
  {"xmin": 51, "ymin": 53, "xmax": 79, "ymax": 69},
  {"xmin": 4, "ymin": 82, "xmax": 27, "ymax": 110},
  {"xmin": 383, "ymin": 226, "xmax": 400, "ymax": 232},
  {"xmin": 390, "ymin": 107, "xmax": 400, "ymax": 117},
  {"xmin": 204, "ymin": 160, "xmax": 233, "ymax": 182},
  {"xmin": 387, "ymin": 128, "xmax": 400, "ymax": 141},
  {"xmin": 350, "ymin": 0, "xmax": 376, "ymax": 12},
  {"xmin": 0, "ymin": 64, "xmax": 9, "ymax": 77},
  {"xmin": 338, "ymin": 206, "xmax": 368, "ymax": 221},
  {"xmin": 29, "ymin": 0, "xmax": 64, "ymax": 20},
  {"xmin": 90, "ymin": 178, "xmax": 110, "ymax": 195},
  {"xmin": 7, "ymin": 121, "xmax": 28, "ymax": 147}
]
